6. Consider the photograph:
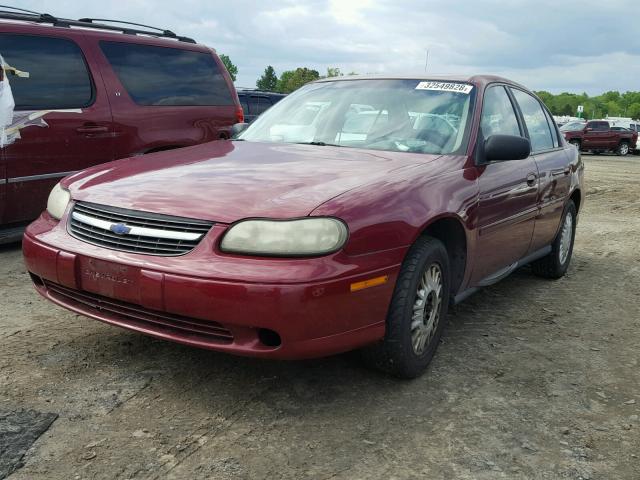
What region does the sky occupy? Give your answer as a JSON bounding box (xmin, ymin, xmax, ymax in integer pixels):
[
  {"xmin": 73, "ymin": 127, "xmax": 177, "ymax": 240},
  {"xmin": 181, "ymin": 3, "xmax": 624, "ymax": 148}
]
[{"xmin": 18, "ymin": 0, "xmax": 640, "ymax": 94}]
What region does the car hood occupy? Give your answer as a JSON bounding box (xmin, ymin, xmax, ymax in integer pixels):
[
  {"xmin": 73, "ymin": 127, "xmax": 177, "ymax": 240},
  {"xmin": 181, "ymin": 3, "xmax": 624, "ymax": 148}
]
[{"xmin": 65, "ymin": 141, "xmax": 441, "ymax": 223}]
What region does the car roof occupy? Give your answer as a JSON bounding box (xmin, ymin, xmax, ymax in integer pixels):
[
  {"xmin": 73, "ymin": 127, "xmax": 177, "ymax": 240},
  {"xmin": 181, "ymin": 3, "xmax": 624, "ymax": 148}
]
[
  {"xmin": 314, "ymin": 74, "xmax": 530, "ymax": 91},
  {"xmin": 0, "ymin": 18, "xmax": 211, "ymax": 53}
]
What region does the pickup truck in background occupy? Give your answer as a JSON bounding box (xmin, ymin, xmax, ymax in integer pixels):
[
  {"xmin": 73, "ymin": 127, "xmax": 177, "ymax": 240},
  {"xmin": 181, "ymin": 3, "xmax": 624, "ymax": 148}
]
[{"xmin": 563, "ymin": 120, "xmax": 638, "ymax": 156}]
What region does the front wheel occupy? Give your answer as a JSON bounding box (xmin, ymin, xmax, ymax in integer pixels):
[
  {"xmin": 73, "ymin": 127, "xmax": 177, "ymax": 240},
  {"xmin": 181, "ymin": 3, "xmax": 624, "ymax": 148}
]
[
  {"xmin": 532, "ymin": 200, "xmax": 577, "ymax": 279},
  {"xmin": 361, "ymin": 236, "xmax": 450, "ymax": 378},
  {"xmin": 617, "ymin": 142, "xmax": 630, "ymax": 156}
]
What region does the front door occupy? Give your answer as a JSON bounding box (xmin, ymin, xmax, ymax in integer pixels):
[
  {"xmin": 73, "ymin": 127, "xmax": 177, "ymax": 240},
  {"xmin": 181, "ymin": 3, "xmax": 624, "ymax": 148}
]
[
  {"xmin": 582, "ymin": 121, "xmax": 613, "ymax": 150},
  {"xmin": 0, "ymin": 32, "xmax": 114, "ymax": 225},
  {"xmin": 471, "ymin": 85, "xmax": 539, "ymax": 284}
]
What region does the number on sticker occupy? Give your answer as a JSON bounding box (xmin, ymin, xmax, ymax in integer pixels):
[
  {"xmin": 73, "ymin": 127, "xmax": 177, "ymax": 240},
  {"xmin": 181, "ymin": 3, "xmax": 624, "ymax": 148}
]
[{"xmin": 415, "ymin": 82, "xmax": 473, "ymax": 94}]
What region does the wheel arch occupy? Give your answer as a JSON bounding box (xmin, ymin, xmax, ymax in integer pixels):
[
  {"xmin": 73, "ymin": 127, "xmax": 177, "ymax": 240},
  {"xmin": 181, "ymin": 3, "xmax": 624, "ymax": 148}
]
[
  {"xmin": 418, "ymin": 215, "xmax": 469, "ymax": 296},
  {"xmin": 570, "ymin": 188, "xmax": 582, "ymax": 213}
]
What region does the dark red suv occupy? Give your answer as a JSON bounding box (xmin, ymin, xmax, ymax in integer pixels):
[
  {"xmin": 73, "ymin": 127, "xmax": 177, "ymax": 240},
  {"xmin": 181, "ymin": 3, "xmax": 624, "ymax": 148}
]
[{"xmin": 0, "ymin": 9, "xmax": 242, "ymax": 242}]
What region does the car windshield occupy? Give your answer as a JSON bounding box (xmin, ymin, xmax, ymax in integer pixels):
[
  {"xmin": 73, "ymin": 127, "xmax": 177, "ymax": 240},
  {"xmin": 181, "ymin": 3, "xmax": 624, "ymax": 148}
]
[
  {"xmin": 560, "ymin": 122, "xmax": 586, "ymax": 132},
  {"xmin": 238, "ymin": 79, "xmax": 475, "ymax": 155}
]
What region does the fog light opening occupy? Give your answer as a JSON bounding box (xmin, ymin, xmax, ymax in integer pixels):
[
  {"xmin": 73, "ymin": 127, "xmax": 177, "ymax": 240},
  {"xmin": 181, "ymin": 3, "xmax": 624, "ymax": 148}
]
[
  {"xmin": 258, "ymin": 328, "xmax": 281, "ymax": 348},
  {"xmin": 29, "ymin": 272, "xmax": 44, "ymax": 287}
]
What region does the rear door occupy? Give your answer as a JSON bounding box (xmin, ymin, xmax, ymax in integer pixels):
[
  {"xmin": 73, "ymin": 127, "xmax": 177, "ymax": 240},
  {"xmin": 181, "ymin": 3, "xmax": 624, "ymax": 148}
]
[
  {"xmin": 96, "ymin": 41, "xmax": 237, "ymax": 157},
  {"xmin": 0, "ymin": 32, "xmax": 114, "ymax": 225},
  {"xmin": 471, "ymin": 85, "xmax": 539, "ymax": 284},
  {"xmin": 510, "ymin": 88, "xmax": 570, "ymax": 253}
]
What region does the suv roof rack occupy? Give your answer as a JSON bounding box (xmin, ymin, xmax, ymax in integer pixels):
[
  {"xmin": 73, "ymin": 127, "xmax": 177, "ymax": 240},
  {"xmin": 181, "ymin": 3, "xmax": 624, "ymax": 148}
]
[
  {"xmin": 236, "ymin": 88, "xmax": 285, "ymax": 94},
  {"xmin": 0, "ymin": 5, "xmax": 196, "ymax": 43}
]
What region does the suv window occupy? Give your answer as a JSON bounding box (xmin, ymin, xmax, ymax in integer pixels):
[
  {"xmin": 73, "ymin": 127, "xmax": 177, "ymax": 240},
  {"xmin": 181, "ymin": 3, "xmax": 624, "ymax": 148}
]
[
  {"xmin": 511, "ymin": 89, "xmax": 554, "ymax": 152},
  {"xmin": 100, "ymin": 42, "xmax": 233, "ymax": 106},
  {"xmin": 0, "ymin": 34, "xmax": 93, "ymax": 110},
  {"xmin": 587, "ymin": 121, "xmax": 609, "ymax": 131},
  {"xmin": 480, "ymin": 86, "xmax": 521, "ymax": 137},
  {"xmin": 238, "ymin": 94, "xmax": 249, "ymax": 114},
  {"xmin": 249, "ymin": 96, "xmax": 272, "ymax": 115}
]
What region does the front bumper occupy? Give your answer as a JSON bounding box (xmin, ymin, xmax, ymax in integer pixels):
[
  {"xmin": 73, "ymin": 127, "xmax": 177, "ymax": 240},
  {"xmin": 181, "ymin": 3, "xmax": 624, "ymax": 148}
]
[{"xmin": 23, "ymin": 213, "xmax": 404, "ymax": 359}]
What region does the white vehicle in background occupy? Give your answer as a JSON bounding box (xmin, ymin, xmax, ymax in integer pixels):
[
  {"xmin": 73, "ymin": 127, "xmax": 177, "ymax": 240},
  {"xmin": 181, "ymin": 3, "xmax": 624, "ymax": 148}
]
[{"xmin": 560, "ymin": 120, "xmax": 587, "ymax": 132}]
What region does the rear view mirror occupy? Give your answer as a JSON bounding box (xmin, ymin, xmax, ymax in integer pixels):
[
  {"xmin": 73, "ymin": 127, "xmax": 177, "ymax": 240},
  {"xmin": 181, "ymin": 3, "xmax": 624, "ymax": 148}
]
[
  {"xmin": 484, "ymin": 134, "xmax": 531, "ymax": 161},
  {"xmin": 231, "ymin": 122, "xmax": 248, "ymax": 138}
]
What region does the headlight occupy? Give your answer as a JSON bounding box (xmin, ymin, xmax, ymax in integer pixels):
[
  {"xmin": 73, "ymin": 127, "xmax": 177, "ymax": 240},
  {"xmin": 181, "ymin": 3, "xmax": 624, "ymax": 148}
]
[
  {"xmin": 46, "ymin": 182, "xmax": 71, "ymax": 220},
  {"xmin": 220, "ymin": 218, "xmax": 348, "ymax": 256}
]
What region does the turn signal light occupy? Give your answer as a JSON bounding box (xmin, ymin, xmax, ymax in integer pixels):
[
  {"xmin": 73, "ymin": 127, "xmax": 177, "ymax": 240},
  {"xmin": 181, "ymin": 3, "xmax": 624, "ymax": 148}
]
[{"xmin": 350, "ymin": 275, "xmax": 389, "ymax": 292}]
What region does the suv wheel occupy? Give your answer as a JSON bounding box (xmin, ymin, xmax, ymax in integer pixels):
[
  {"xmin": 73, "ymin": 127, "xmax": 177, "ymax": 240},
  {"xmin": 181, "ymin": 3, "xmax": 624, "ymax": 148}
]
[
  {"xmin": 361, "ymin": 236, "xmax": 450, "ymax": 378},
  {"xmin": 617, "ymin": 142, "xmax": 630, "ymax": 156},
  {"xmin": 532, "ymin": 200, "xmax": 577, "ymax": 279}
]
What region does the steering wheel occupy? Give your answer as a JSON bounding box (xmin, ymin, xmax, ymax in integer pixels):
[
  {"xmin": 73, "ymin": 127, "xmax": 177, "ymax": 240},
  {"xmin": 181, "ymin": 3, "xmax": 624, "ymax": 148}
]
[{"xmin": 414, "ymin": 129, "xmax": 450, "ymax": 149}]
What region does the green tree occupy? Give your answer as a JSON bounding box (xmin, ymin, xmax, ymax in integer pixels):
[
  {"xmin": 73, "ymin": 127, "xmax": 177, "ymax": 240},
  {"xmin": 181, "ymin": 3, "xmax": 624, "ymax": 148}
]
[
  {"xmin": 605, "ymin": 100, "xmax": 621, "ymax": 117},
  {"xmin": 326, "ymin": 67, "xmax": 343, "ymax": 77},
  {"xmin": 277, "ymin": 67, "xmax": 320, "ymax": 93},
  {"xmin": 256, "ymin": 65, "xmax": 278, "ymax": 91},
  {"xmin": 628, "ymin": 103, "xmax": 640, "ymax": 120},
  {"xmin": 219, "ymin": 54, "xmax": 238, "ymax": 82},
  {"xmin": 560, "ymin": 103, "xmax": 574, "ymax": 116}
]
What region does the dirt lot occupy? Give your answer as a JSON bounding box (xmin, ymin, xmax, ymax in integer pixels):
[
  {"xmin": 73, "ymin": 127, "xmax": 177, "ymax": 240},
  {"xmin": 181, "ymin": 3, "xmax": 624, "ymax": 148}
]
[{"xmin": 1, "ymin": 154, "xmax": 639, "ymax": 480}]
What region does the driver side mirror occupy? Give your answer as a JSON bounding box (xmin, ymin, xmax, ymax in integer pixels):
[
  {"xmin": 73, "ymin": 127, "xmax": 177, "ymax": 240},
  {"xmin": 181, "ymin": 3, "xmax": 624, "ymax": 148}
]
[
  {"xmin": 585, "ymin": 127, "xmax": 593, "ymax": 132},
  {"xmin": 484, "ymin": 134, "xmax": 531, "ymax": 162},
  {"xmin": 231, "ymin": 122, "xmax": 249, "ymax": 138}
]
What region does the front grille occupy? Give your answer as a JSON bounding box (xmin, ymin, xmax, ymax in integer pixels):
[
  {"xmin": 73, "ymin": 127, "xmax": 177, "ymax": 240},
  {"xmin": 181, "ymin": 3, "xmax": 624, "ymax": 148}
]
[
  {"xmin": 43, "ymin": 280, "xmax": 234, "ymax": 344},
  {"xmin": 68, "ymin": 202, "xmax": 213, "ymax": 256}
]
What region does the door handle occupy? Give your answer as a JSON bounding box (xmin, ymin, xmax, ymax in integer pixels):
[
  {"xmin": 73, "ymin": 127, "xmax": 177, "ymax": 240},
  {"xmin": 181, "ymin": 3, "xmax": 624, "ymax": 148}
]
[
  {"xmin": 563, "ymin": 166, "xmax": 571, "ymax": 175},
  {"xmin": 76, "ymin": 124, "xmax": 109, "ymax": 134},
  {"xmin": 526, "ymin": 173, "xmax": 537, "ymax": 186}
]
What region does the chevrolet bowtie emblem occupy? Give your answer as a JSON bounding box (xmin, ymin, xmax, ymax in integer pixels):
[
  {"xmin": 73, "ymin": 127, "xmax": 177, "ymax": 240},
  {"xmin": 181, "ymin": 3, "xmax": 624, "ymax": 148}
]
[{"xmin": 110, "ymin": 223, "xmax": 132, "ymax": 235}]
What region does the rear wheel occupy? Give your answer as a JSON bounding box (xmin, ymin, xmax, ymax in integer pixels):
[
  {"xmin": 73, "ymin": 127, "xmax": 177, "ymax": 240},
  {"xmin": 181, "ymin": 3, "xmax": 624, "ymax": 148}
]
[
  {"xmin": 531, "ymin": 200, "xmax": 576, "ymax": 279},
  {"xmin": 361, "ymin": 236, "xmax": 450, "ymax": 378},
  {"xmin": 617, "ymin": 142, "xmax": 630, "ymax": 156}
]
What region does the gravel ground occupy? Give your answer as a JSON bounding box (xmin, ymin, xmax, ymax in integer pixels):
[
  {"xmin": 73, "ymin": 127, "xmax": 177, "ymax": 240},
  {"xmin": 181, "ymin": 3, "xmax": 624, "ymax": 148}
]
[{"xmin": 1, "ymin": 154, "xmax": 639, "ymax": 480}]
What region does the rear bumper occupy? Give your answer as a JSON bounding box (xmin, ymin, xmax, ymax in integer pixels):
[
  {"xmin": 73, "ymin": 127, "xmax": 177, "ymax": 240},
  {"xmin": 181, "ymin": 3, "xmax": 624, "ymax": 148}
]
[{"xmin": 23, "ymin": 216, "xmax": 402, "ymax": 359}]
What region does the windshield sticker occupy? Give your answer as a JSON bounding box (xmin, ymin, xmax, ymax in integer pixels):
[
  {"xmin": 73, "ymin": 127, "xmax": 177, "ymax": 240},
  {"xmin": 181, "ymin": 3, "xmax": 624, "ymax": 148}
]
[{"xmin": 415, "ymin": 82, "xmax": 473, "ymax": 94}]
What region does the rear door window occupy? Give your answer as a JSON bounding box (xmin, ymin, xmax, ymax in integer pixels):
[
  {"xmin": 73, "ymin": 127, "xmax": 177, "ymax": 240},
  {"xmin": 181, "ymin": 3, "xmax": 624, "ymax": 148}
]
[
  {"xmin": 0, "ymin": 34, "xmax": 93, "ymax": 110},
  {"xmin": 542, "ymin": 108, "xmax": 559, "ymax": 148},
  {"xmin": 511, "ymin": 89, "xmax": 555, "ymax": 152},
  {"xmin": 100, "ymin": 41, "xmax": 233, "ymax": 106}
]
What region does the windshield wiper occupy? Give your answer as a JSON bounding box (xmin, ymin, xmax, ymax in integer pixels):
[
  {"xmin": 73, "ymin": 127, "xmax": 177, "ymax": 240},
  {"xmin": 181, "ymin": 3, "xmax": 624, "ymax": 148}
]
[{"xmin": 294, "ymin": 141, "xmax": 342, "ymax": 147}]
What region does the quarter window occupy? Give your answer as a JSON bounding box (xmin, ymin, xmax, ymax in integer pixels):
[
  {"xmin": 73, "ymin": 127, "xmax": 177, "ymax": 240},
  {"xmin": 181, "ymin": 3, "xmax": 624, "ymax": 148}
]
[
  {"xmin": 250, "ymin": 96, "xmax": 272, "ymax": 115},
  {"xmin": 0, "ymin": 34, "xmax": 93, "ymax": 110},
  {"xmin": 100, "ymin": 41, "xmax": 233, "ymax": 106},
  {"xmin": 511, "ymin": 89, "xmax": 554, "ymax": 152},
  {"xmin": 480, "ymin": 86, "xmax": 521, "ymax": 137}
]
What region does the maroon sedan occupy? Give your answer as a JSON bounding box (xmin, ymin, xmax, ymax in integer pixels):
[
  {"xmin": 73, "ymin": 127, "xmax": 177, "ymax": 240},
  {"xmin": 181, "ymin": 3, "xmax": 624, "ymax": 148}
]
[{"xmin": 23, "ymin": 75, "xmax": 584, "ymax": 378}]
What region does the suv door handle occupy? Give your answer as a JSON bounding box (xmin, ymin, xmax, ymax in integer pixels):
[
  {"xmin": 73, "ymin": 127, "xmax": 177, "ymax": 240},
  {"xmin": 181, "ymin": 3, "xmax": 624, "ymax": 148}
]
[
  {"xmin": 76, "ymin": 124, "xmax": 109, "ymax": 134},
  {"xmin": 526, "ymin": 173, "xmax": 537, "ymax": 186}
]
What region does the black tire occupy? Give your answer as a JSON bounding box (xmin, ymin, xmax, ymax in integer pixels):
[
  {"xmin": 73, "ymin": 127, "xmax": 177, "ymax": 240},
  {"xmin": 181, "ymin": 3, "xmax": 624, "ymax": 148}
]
[
  {"xmin": 531, "ymin": 200, "xmax": 577, "ymax": 279},
  {"xmin": 361, "ymin": 236, "xmax": 450, "ymax": 379},
  {"xmin": 617, "ymin": 142, "xmax": 630, "ymax": 156},
  {"xmin": 569, "ymin": 139, "xmax": 580, "ymax": 150}
]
